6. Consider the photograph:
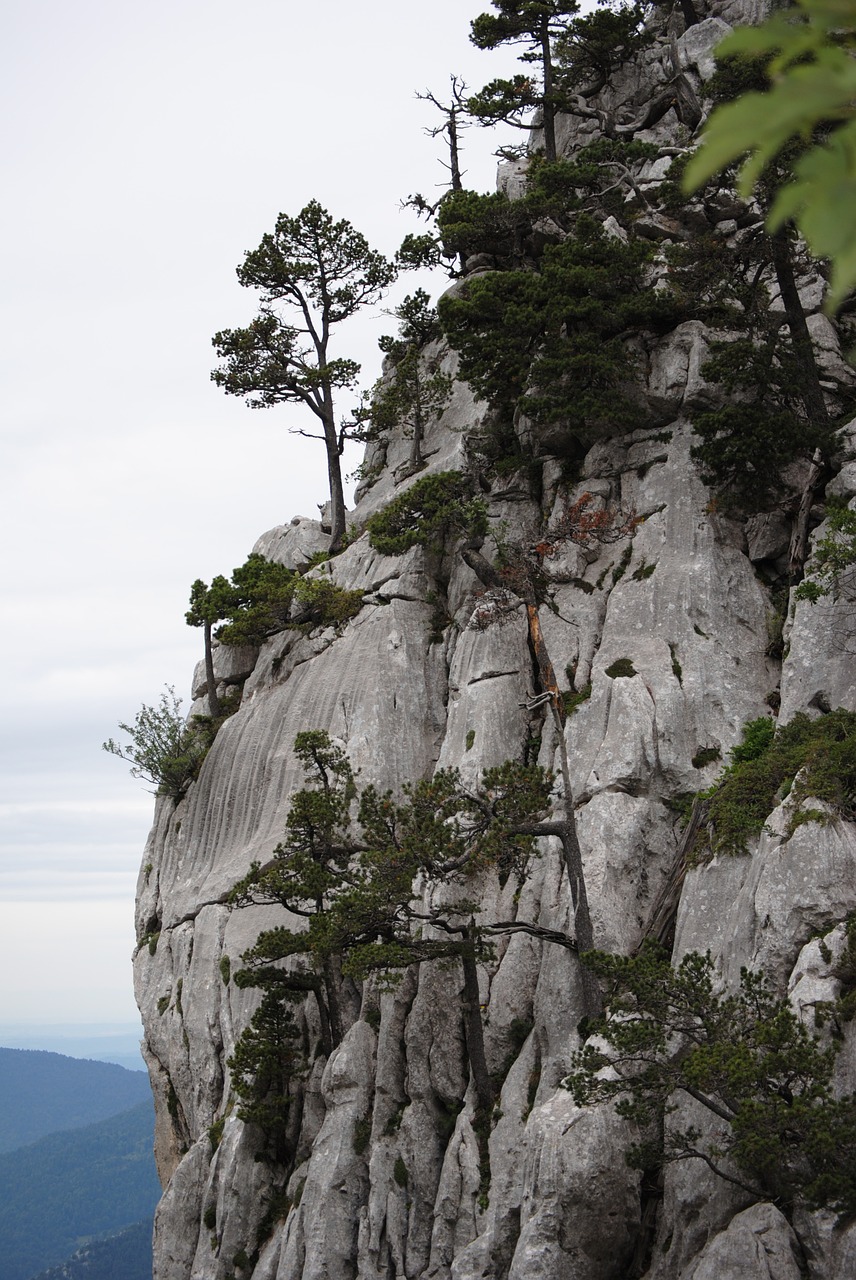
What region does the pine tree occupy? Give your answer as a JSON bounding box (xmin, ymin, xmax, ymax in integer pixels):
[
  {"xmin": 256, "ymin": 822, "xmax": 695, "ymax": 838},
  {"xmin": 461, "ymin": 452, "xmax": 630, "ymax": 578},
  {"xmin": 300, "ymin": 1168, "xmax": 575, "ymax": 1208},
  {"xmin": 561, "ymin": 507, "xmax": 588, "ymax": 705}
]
[{"xmin": 212, "ymin": 202, "xmax": 397, "ymax": 551}]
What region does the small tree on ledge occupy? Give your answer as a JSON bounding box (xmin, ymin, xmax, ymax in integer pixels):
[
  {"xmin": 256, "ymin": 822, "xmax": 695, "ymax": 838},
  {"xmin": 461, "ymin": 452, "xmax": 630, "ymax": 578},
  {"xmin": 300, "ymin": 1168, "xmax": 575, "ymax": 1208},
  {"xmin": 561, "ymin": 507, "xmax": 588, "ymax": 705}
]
[
  {"xmin": 211, "ymin": 201, "xmax": 397, "ymax": 552},
  {"xmin": 567, "ymin": 945, "xmax": 856, "ymax": 1213}
]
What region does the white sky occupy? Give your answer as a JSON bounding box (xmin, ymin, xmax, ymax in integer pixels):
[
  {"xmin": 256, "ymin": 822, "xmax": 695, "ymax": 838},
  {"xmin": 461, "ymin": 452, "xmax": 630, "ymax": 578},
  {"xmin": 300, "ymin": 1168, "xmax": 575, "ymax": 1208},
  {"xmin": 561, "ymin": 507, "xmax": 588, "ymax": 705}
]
[{"xmin": 0, "ymin": 0, "xmax": 521, "ymax": 1029}]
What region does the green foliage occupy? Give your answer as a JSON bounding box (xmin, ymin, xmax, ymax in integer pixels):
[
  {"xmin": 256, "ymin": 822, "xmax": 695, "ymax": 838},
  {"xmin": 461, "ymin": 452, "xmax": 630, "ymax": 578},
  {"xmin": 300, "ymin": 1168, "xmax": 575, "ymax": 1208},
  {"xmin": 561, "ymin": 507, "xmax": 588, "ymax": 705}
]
[
  {"xmin": 730, "ymin": 715, "xmax": 775, "ymax": 766},
  {"xmin": 818, "ymin": 916, "xmax": 856, "ymax": 1029},
  {"xmin": 437, "ymin": 189, "xmax": 529, "ymax": 263},
  {"xmin": 186, "ymin": 575, "xmax": 238, "ymax": 632},
  {"xmin": 209, "ymin": 554, "xmax": 298, "ymax": 646},
  {"xmin": 227, "ymin": 729, "xmax": 561, "ymax": 1160},
  {"xmin": 469, "ymin": 1, "xmax": 583, "ymax": 157},
  {"xmin": 208, "ymin": 1118, "xmax": 225, "ymax": 1152},
  {"xmin": 632, "ymin": 559, "xmax": 656, "ymax": 582},
  {"xmin": 212, "ymin": 202, "xmax": 396, "ymax": 408},
  {"xmin": 797, "ymin": 504, "xmax": 856, "ymax": 603},
  {"xmin": 370, "ymin": 350, "xmax": 453, "ymax": 459},
  {"xmin": 436, "ymin": 142, "xmax": 659, "ymax": 266},
  {"xmin": 468, "ymin": 2, "xmax": 649, "ymax": 160},
  {"xmin": 366, "ymin": 471, "xmax": 489, "ymax": 555},
  {"xmin": 562, "ymin": 683, "xmax": 592, "ymax": 714},
  {"xmin": 352, "ymin": 1114, "xmax": 372, "ymax": 1155},
  {"xmin": 226, "ymin": 709, "xmax": 602, "ymax": 1154},
  {"xmin": 438, "ymin": 216, "xmax": 673, "ymax": 438},
  {"xmin": 700, "ymin": 709, "xmax": 856, "ymax": 856},
  {"xmin": 378, "ymin": 288, "xmax": 442, "ymax": 356},
  {"xmin": 605, "ymin": 657, "xmax": 636, "ymax": 679},
  {"xmin": 363, "ymin": 1004, "xmax": 382, "ymax": 1032},
  {"xmin": 688, "ymin": 385, "xmax": 830, "ymax": 512},
  {"xmin": 292, "ymin": 576, "xmax": 364, "ymax": 627},
  {"xmin": 102, "ymin": 686, "xmax": 205, "ymax": 800},
  {"xmin": 669, "ymin": 643, "xmax": 683, "ymax": 685},
  {"xmin": 235, "ymin": 738, "xmax": 554, "ymax": 985},
  {"xmin": 189, "ymin": 554, "xmax": 362, "ymax": 647},
  {"xmin": 435, "ymin": 1096, "xmax": 465, "ymax": 1140},
  {"xmin": 396, "ymin": 230, "xmax": 446, "ymax": 271},
  {"xmin": 665, "ymin": 229, "xmax": 839, "ymax": 508},
  {"xmin": 567, "ymin": 946, "xmax": 856, "ymax": 1212},
  {"xmin": 691, "ymin": 745, "xmax": 721, "ymax": 770},
  {"xmin": 393, "ymin": 1155, "xmax": 408, "ymax": 1187},
  {"xmin": 683, "ymin": 0, "xmax": 856, "ymax": 312},
  {"xmin": 492, "ymin": 1016, "xmax": 535, "ymax": 1088},
  {"xmin": 610, "ymin": 544, "xmax": 633, "ymax": 585},
  {"xmin": 553, "ymin": 1, "xmax": 653, "ymax": 94},
  {"xmin": 220, "ymin": 955, "xmax": 231, "ymax": 986},
  {"xmin": 227, "ymin": 989, "xmax": 304, "ymax": 1163},
  {"xmin": 358, "ymin": 292, "xmax": 454, "ymax": 467}
]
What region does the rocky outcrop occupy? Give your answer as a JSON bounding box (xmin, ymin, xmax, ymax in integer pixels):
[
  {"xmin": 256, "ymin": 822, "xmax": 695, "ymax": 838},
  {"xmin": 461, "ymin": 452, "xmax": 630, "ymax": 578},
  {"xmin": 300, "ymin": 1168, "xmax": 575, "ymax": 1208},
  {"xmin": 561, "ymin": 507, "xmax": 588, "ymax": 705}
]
[{"xmin": 137, "ymin": 3, "xmax": 856, "ymax": 1277}]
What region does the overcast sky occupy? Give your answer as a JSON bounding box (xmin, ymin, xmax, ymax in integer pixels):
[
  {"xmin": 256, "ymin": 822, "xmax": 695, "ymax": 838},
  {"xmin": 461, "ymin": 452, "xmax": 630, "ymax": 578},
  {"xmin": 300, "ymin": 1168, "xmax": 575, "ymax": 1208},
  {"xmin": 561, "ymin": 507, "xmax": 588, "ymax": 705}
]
[{"xmin": 0, "ymin": 0, "xmax": 522, "ymax": 1033}]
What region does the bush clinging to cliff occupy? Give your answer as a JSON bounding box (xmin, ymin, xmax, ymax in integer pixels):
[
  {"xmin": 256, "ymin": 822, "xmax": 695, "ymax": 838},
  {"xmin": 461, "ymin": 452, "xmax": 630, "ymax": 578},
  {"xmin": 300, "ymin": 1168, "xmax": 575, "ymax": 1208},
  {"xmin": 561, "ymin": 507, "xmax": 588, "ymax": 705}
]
[{"xmin": 367, "ymin": 471, "xmax": 488, "ymax": 555}]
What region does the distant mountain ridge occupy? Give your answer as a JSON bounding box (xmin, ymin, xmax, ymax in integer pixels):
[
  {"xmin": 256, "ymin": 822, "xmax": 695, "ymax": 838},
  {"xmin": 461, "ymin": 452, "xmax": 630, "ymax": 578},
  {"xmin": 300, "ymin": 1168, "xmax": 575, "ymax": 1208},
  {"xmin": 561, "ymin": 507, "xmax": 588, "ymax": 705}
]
[
  {"xmin": 0, "ymin": 1046, "xmax": 151, "ymax": 1152},
  {"xmin": 0, "ymin": 1101, "xmax": 160, "ymax": 1280}
]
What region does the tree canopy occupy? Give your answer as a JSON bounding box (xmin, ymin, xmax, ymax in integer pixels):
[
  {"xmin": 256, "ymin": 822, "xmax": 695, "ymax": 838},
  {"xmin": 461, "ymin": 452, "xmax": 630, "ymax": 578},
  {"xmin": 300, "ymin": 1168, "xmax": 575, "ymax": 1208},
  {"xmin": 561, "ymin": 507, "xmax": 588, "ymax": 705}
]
[
  {"xmin": 438, "ymin": 213, "xmax": 674, "ymax": 438},
  {"xmin": 567, "ymin": 945, "xmax": 856, "ymax": 1212},
  {"xmin": 469, "ymin": 1, "xmax": 598, "ymax": 161},
  {"xmin": 102, "ymin": 687, "xmax": 204, "ymax": 801},
  {"xmin": 228, "ymin": 729, "xmax": 598, "ymax": 1125}
]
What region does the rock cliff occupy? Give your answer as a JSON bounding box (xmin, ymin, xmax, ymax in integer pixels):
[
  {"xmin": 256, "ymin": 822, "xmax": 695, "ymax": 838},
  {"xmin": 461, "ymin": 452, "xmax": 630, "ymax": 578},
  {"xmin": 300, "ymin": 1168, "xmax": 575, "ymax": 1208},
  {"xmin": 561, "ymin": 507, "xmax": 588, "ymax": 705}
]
[{"xmin": 136, "ymin": 3, "xmax": 856, "ymax": 1277}]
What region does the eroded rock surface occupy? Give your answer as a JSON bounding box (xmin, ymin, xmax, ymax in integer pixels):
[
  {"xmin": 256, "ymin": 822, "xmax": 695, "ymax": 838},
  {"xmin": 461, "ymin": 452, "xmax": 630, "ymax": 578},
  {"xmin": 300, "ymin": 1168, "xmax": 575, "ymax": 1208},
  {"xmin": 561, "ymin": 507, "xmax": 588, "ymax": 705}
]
[{"xmin": 138, "ymin": 3, "xmax": 856, "ymax": 1277}]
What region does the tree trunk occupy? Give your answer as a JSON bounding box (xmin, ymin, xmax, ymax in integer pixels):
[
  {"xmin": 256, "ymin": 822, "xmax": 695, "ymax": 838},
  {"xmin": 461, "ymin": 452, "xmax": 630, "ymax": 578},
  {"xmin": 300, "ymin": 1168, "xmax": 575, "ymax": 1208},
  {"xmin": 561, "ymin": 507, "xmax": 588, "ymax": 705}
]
[
  {"xmin": 322, "ymin": 394, "xmax": 347, "ymax": 552},
  {"xmin": 308, "ymin": 976, "xmax": 333, "ymax": 1058},
  {"xmin": 448, "ymin": 108, "xmax": 463, "ymax": 193},
  {"xmin": 678, "ymin": 0, "xmax": 701, "ymax": 29},
  {"xmin": 769, "ymin": 228, "xmax": 829, "ymax": 427},
  {"xmin": 326, "ymin": 440, "xmax": 347, "ymax": 553},
  {"xmin": 458, "ymin": 541, "xmax": 600, "ymax": 1013},
  {"xmin": 769, "ymin": 227, "xmax": 830, "ymax": 577},
  {"xmin": 639, "ymin": 797, "xmax": 710, "ymax": 954},
  {"xmin": 789, "ymin": 448, "xmax": 825, "ymax": 579},
  {"xmin": 409, "ymin": 355, "xmax": 425, "ymax": 469},
  {"xmin": 540, "ymin": 18, "xmax": 558, "ymax": 162},
  {"xmin": 203, "ymin": 620, "xmax": 221, "ymax": 719},
  {"xmin": 521, "ymin": 599, "xmax": 599, "ymax": 1013},
  {"xmin": 526, "ymin": 603, "xmax": 563, "ymax": 721},
  {"xmin": 460, "ymin": 929, "xmax": 493, "ymax": 1115}
]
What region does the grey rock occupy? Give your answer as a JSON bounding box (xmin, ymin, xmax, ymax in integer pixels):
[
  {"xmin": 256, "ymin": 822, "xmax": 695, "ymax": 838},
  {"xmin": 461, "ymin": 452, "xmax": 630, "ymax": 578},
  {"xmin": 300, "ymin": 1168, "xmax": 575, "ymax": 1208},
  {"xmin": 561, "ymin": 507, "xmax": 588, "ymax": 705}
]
[
  {"xmin": 646, "ymin": 323, "xmax": 716, "ymax": 415},
  {"xmin": 745, "ymin": 511, "xmax": 790, "ymax": 564},
  {"xmin": 506, "ymin": 1093, "xmax": 640, "ymax": 1280},
  {"xmin": 678, "ymin": 1203, "xmax": 804, "ymax": 1280},
  {"xmin": 138, "ymin": 5, "xmax": 856, "ymax": 1278},
  {"xmin": 675, "ymin": 18, "xmax": 733, "ymax": 82}
]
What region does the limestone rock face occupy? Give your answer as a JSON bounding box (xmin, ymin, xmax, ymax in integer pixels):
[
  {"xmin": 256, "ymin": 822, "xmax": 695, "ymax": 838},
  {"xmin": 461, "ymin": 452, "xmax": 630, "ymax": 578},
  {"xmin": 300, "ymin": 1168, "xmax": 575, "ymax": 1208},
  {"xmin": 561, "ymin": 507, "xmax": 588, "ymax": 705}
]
[
  {"xmin": 138, "ymin": 3, "xmax": 856, "ymax": 1278},
  {"xmin": 678, "ymin": 1204, "xmax": 805, "ymax": 1280}
]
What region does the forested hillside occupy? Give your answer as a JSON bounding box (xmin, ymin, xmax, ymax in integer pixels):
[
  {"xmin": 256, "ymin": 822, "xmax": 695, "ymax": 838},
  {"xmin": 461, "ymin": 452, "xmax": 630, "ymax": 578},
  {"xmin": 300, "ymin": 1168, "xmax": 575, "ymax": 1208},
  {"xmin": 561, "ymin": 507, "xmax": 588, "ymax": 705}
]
[
  {"xmin": 0, "ymin": 1047, "xmax": 150, "ymax": 1153},
  {"xmin": 0, "ymin": 1102, "xmax": 160, "ymax": 1280}
]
